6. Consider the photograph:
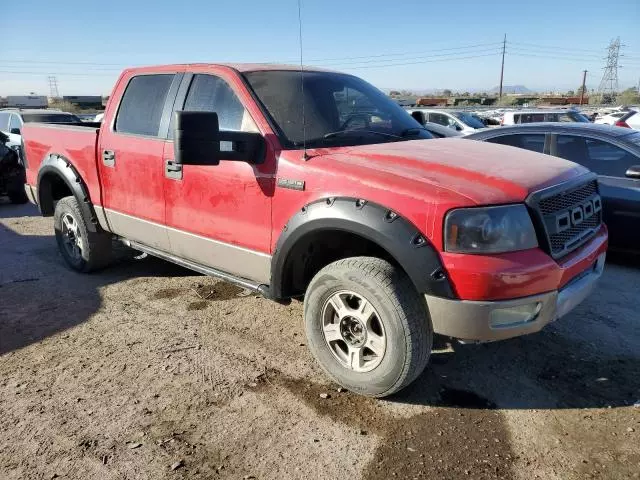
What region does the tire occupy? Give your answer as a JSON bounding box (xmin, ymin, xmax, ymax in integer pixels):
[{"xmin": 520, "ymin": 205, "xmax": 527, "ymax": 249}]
[
  {"xmin": 304, "ymin": 256, "xmax": 432, "ymax": 398},
  {"xmin": 54, "ymin": 196, "xmax": 112, "ymax": 272},
  {"xmin": 7, "ymin": 176, "xmax": 28, "ymax": 204}
]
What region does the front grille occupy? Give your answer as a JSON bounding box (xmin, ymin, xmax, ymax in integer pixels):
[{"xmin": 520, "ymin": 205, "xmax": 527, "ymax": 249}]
[
  {"xmin": 538, "ymin": 180, "xmax": 598, "ymax": 216},
  {"xmin": 530, "ymin": 178, "xmax": 602, "ymax": 258}
]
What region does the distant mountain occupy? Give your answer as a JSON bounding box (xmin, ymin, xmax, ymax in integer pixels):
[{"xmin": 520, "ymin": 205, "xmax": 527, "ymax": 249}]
[{"xmin": 490, "ymin": 85, "xmax": 533, "ymax": 94}]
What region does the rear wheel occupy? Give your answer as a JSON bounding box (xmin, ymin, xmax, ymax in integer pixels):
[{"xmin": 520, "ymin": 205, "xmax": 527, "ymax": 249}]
[
  {"xmin": 304, "ymin": 256, "xmax": 432, "ymax": 397},
  {"xmin": 54, "ymin": 196, "xmax": 112, "ymax": 272}
]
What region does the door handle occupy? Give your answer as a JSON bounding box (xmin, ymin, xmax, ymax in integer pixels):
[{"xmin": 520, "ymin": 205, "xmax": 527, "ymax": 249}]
[
  {"xmin": 165, "ymin": 159, "xmax": 183, "ymax": 180},
  {"xmin": 102, "ymin": 150, "xmax": 115, "ymax": 167}
]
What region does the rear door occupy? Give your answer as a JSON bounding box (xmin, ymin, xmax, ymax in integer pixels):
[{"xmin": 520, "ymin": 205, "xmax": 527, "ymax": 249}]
[
  {"xmin": 98, "ymin": 72, "xmax": 182, "ymax": 251},
  {"xmin": 550, "ymin": 134, "xmax": 640, "ymax": 250}
]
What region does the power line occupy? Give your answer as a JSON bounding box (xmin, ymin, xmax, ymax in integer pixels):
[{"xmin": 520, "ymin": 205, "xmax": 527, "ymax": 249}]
[
  {"xmin": 343, "ymin": 52, "xmax": 503, "ymax": 70},
  {"xmin": 320, "ymin": 48, "xmax": 503, "ymax": 67}
]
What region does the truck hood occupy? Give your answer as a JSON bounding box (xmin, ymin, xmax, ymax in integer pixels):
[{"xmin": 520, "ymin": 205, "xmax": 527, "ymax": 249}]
[{"xmin": 319, "ymin": 138, "xmax": 588, "ymax": 205}]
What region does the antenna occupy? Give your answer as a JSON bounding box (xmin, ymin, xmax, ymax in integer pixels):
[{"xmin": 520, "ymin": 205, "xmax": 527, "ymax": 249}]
[{"xmin": 297, "ymin": 0, "xmax": 309, "ymax": 160}]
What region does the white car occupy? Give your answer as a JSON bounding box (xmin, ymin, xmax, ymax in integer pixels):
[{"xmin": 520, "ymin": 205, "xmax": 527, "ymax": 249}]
[
  {"xmin": 595, "ymin": 111, "xmax": 629, "ymax": 125},
  {"xmin": 0, "ymin": 109, "xmax": 81, "ymax": 150},
  {"xmin": 501, "ymin": 109, "xmax": 590, "ymax": 125},
  {"xmin": 405, "ymin": 108, "xmax": 486, "ymax": 134}
]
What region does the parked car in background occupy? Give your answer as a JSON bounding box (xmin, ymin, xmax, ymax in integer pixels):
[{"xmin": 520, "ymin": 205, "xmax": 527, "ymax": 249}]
[
  {"xmin": 0, "ymin": 130, "xmax": 27, "ymax": 204},
  {"xmin": 0, "ymin": 109, "xmax": 82, "ymax": 150},
  {"xmin": 405, "ymin": 108, "xmax": 486, "ymax": 134},
  {"xmin": 406, "ymin": 111, "xmax": 463, "ymax": 137},
  {"xmin": 596, "ymin": 110, "xmax": 640, "ymax": 130},
  {"xmin": 501, "ymin": 109, "xmax": 590, "ymax": 126},
  {"xmin": 76, "ymin": 114, "xmax": 99, "ymax": 122},
  {"xmin": 467, "ymin": 123, "xmax": 640, "ymax": 252},
  {"xmin": 94, "ymin": 113, "xmax": 104, "ymax": 122},
  {"xmin": 595, "ymin": 111, "xmax": 628, "ymax": 125}
]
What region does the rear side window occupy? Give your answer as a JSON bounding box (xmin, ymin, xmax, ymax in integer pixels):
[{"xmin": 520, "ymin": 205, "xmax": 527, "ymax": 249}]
[
  {"xmin": 486, "ymin": 134, "xmax": 545, "ymax": 153},
  {"xmin": 518, "ymin": 113, "xmax": 545, "ymax": 124},
  {"xmin": 115, "ymin": 74, "xmax": 174, "ymax": 136},
  {"xmin": 0, "ymin": 112, "xmax": 9, "ymax": 131}
]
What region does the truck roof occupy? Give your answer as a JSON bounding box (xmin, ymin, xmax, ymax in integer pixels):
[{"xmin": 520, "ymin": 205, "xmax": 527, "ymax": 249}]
[{"xmin": 124, "ymin": 63, "xmax": 336, "ymax": 74}]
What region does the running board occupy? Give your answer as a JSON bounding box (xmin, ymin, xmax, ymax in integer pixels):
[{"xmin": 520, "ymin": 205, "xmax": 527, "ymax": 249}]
[{"xmin": 124, "ymin": 239, "xmax": 270, "ymax": 296}]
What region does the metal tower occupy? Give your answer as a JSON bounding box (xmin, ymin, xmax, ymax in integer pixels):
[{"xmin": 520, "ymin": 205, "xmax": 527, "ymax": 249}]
[
  {"xmin": 597, "ymin": 38, "xmax": 621, "ymax": 103},
  {"xmin": 47, "ymin": 76, "xmax": 60, "ymax": 98}
]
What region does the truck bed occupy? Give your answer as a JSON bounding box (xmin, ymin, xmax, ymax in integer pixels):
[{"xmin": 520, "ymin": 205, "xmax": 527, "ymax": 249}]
[{"xmin": 23, "ymin": 123, "xmax": 103, "ymax": 205}]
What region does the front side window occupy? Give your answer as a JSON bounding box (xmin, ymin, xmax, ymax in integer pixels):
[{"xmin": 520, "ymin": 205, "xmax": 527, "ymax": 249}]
[
  {"xmin": 243, "ymin": 70, "xmax": 432, "ymax": 148},
  {"xmin": 115, "ymin": 74, "xmax": 174, "ymax": 136},
  {"xmin": 182, "ymin": 74, "xmax": 257, "ymax": 133},
  {"xmin": 583, "ymin": 137, "xmax": 639, "ymax": 177}
]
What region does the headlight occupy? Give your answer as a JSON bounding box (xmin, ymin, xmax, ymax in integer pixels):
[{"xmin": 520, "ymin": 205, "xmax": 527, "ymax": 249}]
[{"xmin": 444, "ymin": 204, "xmax": 538, "ymax": 254}]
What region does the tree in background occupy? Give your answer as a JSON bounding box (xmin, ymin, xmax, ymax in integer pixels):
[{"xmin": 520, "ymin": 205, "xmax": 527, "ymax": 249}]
[
  {"xmin": 496, "ymin": 96, "xmax": 519, "ymax": 106},
  {"xmin": 616, "ymin": 87, "xmax": 640, "ymax": 106},
  {"xmin": 442, "ymin": 89, "xmax": 452, "ymax": 97},
  {"xmin": 566, "ymin": 90, "xmax": 575, "ymax": 96}
]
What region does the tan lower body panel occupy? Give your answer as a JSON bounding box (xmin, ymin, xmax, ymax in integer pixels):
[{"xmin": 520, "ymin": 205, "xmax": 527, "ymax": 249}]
[{"xmin": 103, "ymin": 209, "xmax": 271, "ymax": 285}]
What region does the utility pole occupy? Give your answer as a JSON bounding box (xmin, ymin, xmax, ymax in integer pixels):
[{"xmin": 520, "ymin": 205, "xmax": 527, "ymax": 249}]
[
  {"xmin": 498, "ymin": 34, "xmax": 506, "ymax": 100},
  {"xmin": 580, "ymin": 70, "xmax": 587, "ymax": 105}
]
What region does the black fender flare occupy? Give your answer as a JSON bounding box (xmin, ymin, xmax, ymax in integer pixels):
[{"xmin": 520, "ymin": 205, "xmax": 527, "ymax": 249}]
[
  {"xmin": 270, "ymin": 197, "xmax": 456, "ymax": 300},
  {"xmin": 37, "ymin": 154, "xmax": 100, "ymax": 232}
]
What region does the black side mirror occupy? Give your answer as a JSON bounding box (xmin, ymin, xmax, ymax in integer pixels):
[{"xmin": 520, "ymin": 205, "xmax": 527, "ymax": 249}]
[
  {"xmin": 10, "ymin": 128, "xmax": 20, "ymax": 135},
  {"xmin": 410, "ymin": 111, "xmax": 426, "ymax": 125},
  {"xmin": 626, "ymin": 165, "xmax": 640, "ymax": 179},
  {"xmin": 174, "ymin": 111, "xmax": 264, "ymax": 166}
]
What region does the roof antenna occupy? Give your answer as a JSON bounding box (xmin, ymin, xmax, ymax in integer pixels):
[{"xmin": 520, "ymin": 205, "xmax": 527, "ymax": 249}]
[{"xmin": 297, "ymin": 0, "xmax": 309, "ymax": 160}]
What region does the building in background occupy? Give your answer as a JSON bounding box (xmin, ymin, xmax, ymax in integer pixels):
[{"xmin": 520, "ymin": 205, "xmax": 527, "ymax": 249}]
[{"xmin": 4, "ymin": 95, "xmax": 48, "ymax": 108}]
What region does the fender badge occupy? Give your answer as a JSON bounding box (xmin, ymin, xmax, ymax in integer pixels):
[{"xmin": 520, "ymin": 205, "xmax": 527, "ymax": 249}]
[{"xmin": 277, "ymin": 178, "xmax": 305, "ymax": 191}]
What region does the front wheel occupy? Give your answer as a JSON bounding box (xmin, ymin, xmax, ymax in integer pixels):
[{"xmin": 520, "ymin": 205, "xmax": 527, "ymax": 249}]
[
  {"xmin": 54, "ymin": 196, "xmax": 112, "ymax": 272},
  {"xmin": 304, "ymin": 257, "xmax": 432, "ymax": 398}
]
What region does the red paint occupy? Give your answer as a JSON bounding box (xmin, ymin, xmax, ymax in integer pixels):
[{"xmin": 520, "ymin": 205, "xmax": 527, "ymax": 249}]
[{"xmin": 22, "ymin": 64, "xmax": 608, "ymax": 302}]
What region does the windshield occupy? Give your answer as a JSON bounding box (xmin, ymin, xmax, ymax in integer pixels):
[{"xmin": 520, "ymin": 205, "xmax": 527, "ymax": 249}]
[
  {"xmin": 452, "ymin": 112, "xmax": 485, "ymax": 129},
  {"xmin": 558, "ymin": 111, "xmax": 590, "ymax": 123},
  {"xmin": 22, "ymin": 113, "xmax": 81, "ymax": 123},
  {"xmin": 243, "ymin": 70, "xmax": 433, "ymax": 148}
]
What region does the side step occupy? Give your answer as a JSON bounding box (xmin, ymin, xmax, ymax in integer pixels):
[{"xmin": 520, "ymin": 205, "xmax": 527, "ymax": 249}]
[{"xmin": 124, "ymin": 239, "xmax": 272, "ymax": 297}]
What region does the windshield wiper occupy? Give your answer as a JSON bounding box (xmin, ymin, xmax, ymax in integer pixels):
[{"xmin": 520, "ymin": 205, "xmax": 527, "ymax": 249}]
[{"xmin": 323, "ymin": 130, "xmax": 402, "ymax": 140}]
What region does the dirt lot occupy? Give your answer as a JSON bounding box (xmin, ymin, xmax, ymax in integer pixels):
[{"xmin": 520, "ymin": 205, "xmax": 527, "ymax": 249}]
[{"xmin": 1, "ymin": 201, "xmax": 639, "ymax": 480}]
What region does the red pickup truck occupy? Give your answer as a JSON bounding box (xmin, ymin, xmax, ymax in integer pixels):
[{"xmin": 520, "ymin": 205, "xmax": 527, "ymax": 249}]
[{"xmin": 22, "ymin": 64, "xmax": 607, "ymax": 397}]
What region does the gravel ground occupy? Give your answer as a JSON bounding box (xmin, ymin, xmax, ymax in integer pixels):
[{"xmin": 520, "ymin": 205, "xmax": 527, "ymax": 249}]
[{"xmin": 1, "ymin": 201, "xmax": 639, "ymax": 480}]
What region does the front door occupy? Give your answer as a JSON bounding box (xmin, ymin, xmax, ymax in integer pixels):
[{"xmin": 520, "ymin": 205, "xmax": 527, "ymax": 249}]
[
  {"xmin": 163, "ymin": 70, "xmax": 275, "ymax": 284},
  {"xmin": 98, "ymin": 72, "xmax": 182, "ymax": 252}
]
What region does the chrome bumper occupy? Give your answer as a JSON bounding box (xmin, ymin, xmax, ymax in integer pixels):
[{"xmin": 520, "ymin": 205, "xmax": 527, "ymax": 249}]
[{"xmin": 425, "ymin": 253, "xmax": 605, "ymax": 342}]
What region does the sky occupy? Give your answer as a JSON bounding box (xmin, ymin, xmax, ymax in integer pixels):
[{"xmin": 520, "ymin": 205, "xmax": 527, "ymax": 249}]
[{"xmin": 2, "ymin": 0, "xmax": 639, "ymax": 96}]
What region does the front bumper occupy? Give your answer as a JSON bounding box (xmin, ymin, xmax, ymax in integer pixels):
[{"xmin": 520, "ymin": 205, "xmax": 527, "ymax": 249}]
[{"xmin": 426, "ymin": 252, "xmax": 605, "ymax": 342}]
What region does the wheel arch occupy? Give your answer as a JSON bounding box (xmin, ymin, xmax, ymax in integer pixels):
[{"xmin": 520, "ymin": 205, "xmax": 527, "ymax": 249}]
[
  {"xmin": 37, "ymin": 154, "xmax": 100, "ymax": 232},
  {"xmin": 270, "ymin": 197, "xmax": 456, "ymax": 300}
]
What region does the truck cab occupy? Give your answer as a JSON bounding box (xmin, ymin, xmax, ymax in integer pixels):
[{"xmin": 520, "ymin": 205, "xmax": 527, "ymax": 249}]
[{"xmin": 21, "ymin": 64, "xmax": 608, "ymax": 397}]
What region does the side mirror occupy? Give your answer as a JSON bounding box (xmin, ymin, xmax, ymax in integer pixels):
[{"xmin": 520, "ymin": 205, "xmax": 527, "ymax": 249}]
[
  {"xmin": 173, "ymin": 111, "xmax": 264, "ymax": 166},
  {"xmin": 626, "ymin": 165, "xmax": 640, "ymax": 179},
  {"xmin": 410, "ymin": 111, "xmax": 426, "ymax": 125},
  {"xmin": 10, "ymin": 128, "xmax": 21, "ymax": 135}
]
